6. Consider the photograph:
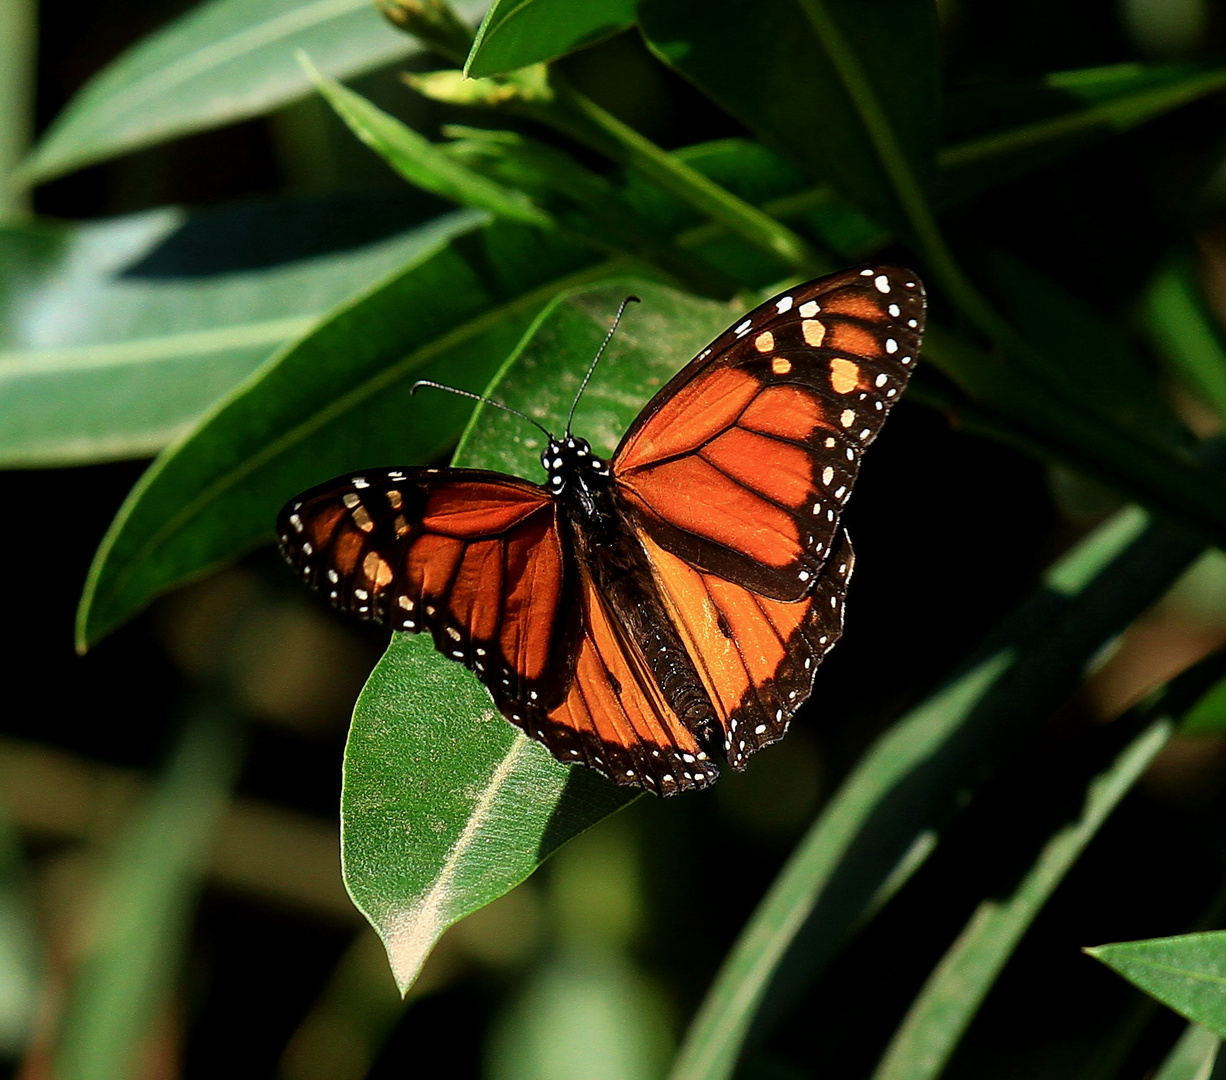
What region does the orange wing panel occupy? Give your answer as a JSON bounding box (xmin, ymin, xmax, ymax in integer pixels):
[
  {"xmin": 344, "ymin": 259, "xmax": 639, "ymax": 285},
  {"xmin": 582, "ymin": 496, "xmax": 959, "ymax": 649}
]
[
  {"xmin": 518, "ymin": 566, "xmax": 717, "ymax": 795},
  {"xmin": 641, "ymin": 529, "xmax": 855, "ymax": 770},
  {"xmin": 613, "ymin": 267, "xmax": 922, "ymax": 601},
  {"xmin": 278, "ymin": 468, "xmax": 576, "ymax": 717}
]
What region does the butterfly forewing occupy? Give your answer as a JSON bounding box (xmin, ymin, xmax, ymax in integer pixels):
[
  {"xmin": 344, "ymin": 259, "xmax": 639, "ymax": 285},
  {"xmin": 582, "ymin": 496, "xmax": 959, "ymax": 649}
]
[
  {"xmin": 613, "ymin": 266, "xmax": 923, "ymax": 601},
  {"xmin": 277, "ymin": 468, "xmax": 578, "ymax": 717}
]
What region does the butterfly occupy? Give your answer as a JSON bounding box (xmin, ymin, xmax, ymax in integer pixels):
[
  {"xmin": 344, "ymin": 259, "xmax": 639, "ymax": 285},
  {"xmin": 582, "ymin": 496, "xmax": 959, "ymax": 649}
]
[{"xmin": 277, "ymin": 266, "xmax": 924, "ymax": 795}]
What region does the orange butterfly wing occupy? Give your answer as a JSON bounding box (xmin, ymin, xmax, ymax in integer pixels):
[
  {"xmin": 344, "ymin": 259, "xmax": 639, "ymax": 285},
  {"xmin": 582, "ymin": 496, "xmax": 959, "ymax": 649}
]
[
  {"xmin": 614, "ymin": 266, "xmax": 924, "ymax": 600},
  {"xmin": 277, "ymin": 468, "xmax": 578, "ymax": 719},
  {"xmin": 522, "ymin": 565, "xmax": 718, "ymax": 795}
]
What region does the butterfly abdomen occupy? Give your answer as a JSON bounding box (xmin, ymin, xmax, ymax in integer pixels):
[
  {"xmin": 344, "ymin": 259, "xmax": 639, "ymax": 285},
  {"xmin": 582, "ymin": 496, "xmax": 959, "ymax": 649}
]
[{"xmin": 564, "ymin": 482, "xmax": 719, "ymax": 746}]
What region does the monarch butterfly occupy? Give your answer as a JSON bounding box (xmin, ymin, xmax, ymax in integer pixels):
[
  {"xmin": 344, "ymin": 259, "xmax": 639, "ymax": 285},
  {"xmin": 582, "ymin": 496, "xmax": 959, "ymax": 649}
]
[{"xmin": 278, "ymin": 266, "xmax": 924, "ymax": 795}]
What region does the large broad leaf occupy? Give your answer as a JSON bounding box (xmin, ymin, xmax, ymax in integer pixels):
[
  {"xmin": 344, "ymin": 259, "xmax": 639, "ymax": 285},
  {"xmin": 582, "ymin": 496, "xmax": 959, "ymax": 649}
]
[
  {"xmin": 17, "ymin": 0, "xmax": 487, "ymax": 185},
  {"xmin": 466, "ymin": 0, "xmax": 637, "ymax": 79},
  {"xmin": 0, "ymin": 199, "xmax": 471, "ymax": 467},
  {"xmin": 342, "ymin": 277, "xmax": 743, "ymax": 991},
  {"xmin": 1087, "ymin": 932, "xmax": 1226, "ymax": 1039},
  {"xmin": 637, "ymin": 0, "xmax": 939, "ymax": 239},
  {"xmin": 75, "ymin": 217, "xmax": 605, "ymax": 650}
]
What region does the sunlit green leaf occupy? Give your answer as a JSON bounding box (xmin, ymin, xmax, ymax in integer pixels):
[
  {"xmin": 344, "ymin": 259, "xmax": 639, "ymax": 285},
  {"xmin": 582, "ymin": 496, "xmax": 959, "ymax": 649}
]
[
  {"xmin": 18, "ymin": 0, "xmax": 487, "ymax": 184},
  {"xmin": 1088, "ymin": 931, "xmax": 1226, "ymax": 1039},
  {"xmin": 0, "ymin": 203, "xmax": 473, "ymax": 467}
]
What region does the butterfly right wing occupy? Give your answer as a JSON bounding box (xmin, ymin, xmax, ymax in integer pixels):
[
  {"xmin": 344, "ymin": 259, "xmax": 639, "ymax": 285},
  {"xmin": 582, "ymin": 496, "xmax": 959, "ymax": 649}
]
[{"xmin": 277, "ymin": 467, "xmax": 578, "ymax": 717}]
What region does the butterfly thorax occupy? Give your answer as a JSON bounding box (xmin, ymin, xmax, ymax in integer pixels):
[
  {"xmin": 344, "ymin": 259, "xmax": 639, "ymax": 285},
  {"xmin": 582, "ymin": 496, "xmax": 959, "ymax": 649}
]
[{"xmin": 542, "ymin": 436, "xmax": 613, "ymax": 522}]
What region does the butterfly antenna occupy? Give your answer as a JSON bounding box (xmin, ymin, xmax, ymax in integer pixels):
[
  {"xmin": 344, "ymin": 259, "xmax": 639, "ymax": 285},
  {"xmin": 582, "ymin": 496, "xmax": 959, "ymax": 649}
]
[
  {"xmin": 565, "ymin": 295, "xmax": 641, "ymax": 437},
  {"xmin": 410, "ymin": 381, "xmax": 553, "ymax": 439}
]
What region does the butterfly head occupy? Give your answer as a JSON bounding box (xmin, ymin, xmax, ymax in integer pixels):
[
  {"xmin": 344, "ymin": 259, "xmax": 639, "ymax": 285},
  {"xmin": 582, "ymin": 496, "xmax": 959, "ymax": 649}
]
[{"xmin": 543, "ymin": 436, "xmax": 611, "ymax": 506}]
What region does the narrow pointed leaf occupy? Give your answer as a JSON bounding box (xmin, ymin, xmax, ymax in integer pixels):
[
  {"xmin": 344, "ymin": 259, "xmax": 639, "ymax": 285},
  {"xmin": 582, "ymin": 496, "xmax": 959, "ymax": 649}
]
[
  {"xmin": 1088, "ymin": 932, "xmax": 1226, "ymax": 1039},
  {"xmin": 871, "ymin": 718, "xmax": 1174, "ymax": 1080},
  {"xmin": 17, "ymin": 0, "xmax": 487, "ymax": 184},
  {"xmin": 305, "ymin": 60, "xmax": 555, "ymax": 228},
  {"xmin": 668, "ymin": 506, "xmax": 1204, "ymax": 1080}
]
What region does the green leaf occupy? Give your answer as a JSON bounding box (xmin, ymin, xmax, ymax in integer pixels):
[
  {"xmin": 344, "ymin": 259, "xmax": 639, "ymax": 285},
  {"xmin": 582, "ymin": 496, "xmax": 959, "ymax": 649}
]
[
  {"xmin": 342, "ymin": 277, "xmax": 739, "ymax": 991},
  {"xmin": 75, "ymin": 217, "xmax": 607, "ymax": 650},
  {"xmin": 638, "ymin": 0, "xmax": 938, "ymax": 239},
  {"xmin": 1087, "ymin": 931, "xmax": 1226, "ymax": 1039},
  {"xmin": 1153, "ymin": 1025, "xmax": 1221, "ymax": 1080},
  {"xmin": 1144, "ymin": 255, "xmax": 1226, "ymax": 428},
  {"xmin": 870, "ymin": 717, "xmax": 1174, "ymax": 1080},
  {"xmin": 17, "ymin": 0, "xmax": 487, "ymax": 185},
  {"xmin": 940, "ymin": 63, "xmax": 1226, "ymax": 205},
  {"xmin": 485, "ymin": 948, "xmax": 674, "ymax": 1080},
  {"xmin": 304, "ymin": 58, "xmax": 556, "ymax": 228},
  {"xmin": 0, "ymin": 789, "xmax": 40, "ymax": 1057},
  {"xmin": 343, "ymin": 633, "xmax": 633, "ymax": 993},
  {"xmin": 466, "ymin": 0, "xmax": 637, "ymax": 79},
  {"xmin": 988, "ymin": 253, "xmax": 1190, "ymax": 446},
  {"xmin": 0, "ymin": 204, "xmax": 476, "ymax": 467},
  {"xmin": 52, "ymin": 704, "xmax": 240, "ymax": 1080},
  {"xmin": 667, "ymin": 506, "xmax": 1204, "ymax": 1080}
]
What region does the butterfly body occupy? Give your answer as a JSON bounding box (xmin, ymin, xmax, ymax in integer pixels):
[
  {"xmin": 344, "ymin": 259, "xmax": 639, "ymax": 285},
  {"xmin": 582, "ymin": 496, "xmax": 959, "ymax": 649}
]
[{"xmin": 279, "ymin": 266, "xmax": 925, "ymax": 795}]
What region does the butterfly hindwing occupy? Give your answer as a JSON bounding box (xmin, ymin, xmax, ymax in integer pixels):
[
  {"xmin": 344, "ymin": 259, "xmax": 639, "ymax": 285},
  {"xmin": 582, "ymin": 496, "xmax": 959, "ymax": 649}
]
[
  {"xmin": 517, "ymin": 564, "xmax": 718, "ymax": 795},
  {"xmin": 642, "ymin": 528, "xmax": 854, "ymax": 769},
  {"xmin": 613, "ymin": 266, "xmax": 923, "ymax": 601},
  {"xmin": 277, "ymin": 468, "xmax": 578, "ymax": 717}
]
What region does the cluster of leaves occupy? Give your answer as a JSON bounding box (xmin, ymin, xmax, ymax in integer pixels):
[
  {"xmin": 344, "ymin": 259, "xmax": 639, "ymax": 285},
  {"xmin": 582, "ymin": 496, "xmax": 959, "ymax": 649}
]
[{"xmin": 12, "ymin": 0, "xmax": 1226, "ymax": 1076}]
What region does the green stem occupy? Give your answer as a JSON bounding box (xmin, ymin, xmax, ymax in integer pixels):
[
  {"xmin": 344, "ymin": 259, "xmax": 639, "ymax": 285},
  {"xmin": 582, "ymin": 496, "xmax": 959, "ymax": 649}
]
[
  {"xmin": 794, "ymin": 0, "xmax": 1013, "ymax": 344},
  {"xmin": 0, "ymin": 0, "xmax": 36, "ymax": 221},
  {"xmin": 540, "ymin": 73, "xmax": 826, "ymax": 278}
]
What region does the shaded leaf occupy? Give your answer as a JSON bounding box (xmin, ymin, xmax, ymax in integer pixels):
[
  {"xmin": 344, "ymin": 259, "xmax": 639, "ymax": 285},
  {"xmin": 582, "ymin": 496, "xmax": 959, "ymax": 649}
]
[
  {"xmin": 1144, "ymin": 255, "xmax": 1226, "ymax": 428},
  {"xmin": 466, "ymin": 0, "xmax": 637, "ymax": 79},
  {"xmin": 667, "ymin": 507, "xmax": 1205, "ymax": 1080},
  {"xmin": 638, "ymin": 0, "xmax": 938, "ymax": 238},
  {"xmin": 305, "ymin": 59, "xmax": 555, "ymax": 228},
  {"xmin": 941, "ymin": 63, "xmax": 1226, "ymax": 205},
  {"xmin": 871, "ymin": 715, "xmax": 1176, "ymax": 1080},
  {"xmin": 52, "ymin": 704, "xmax": 240, "ymax": 1080}
]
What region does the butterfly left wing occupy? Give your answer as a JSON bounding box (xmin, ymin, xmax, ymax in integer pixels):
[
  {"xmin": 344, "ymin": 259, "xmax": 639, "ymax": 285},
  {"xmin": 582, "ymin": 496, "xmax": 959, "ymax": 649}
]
[
  {"xmin": 613, "ymin": 266, "xmax": 923, "ymax": 601},
  {"xmin": 277, "ymin": 467, "xmax": 578, "ymax": 718},
  {"xmin": 518, "ymin": 561, "xmax": 719, "ymax": 795}
]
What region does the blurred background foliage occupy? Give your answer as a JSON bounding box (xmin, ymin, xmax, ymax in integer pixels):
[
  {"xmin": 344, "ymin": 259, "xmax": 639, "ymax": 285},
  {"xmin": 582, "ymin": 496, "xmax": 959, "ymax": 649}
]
[{"xmin": 13, "ymin": 0, "xmax": 1226, "ymax": 1078}]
